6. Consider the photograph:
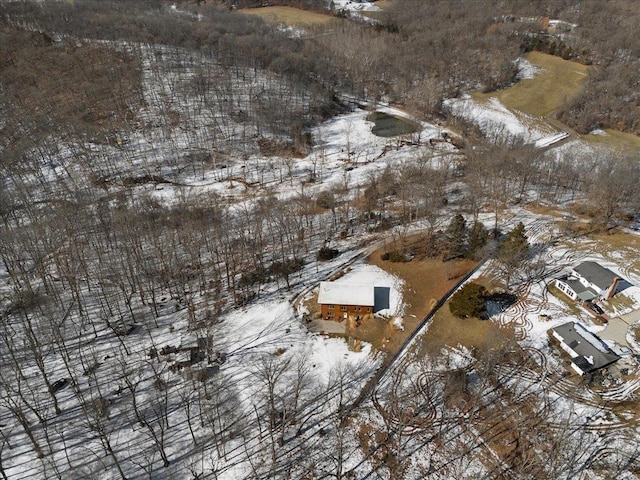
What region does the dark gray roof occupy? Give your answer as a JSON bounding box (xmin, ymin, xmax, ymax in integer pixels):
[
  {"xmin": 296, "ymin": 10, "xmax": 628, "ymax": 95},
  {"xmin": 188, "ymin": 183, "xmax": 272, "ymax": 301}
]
[
  {"xmin": 552, "ymin": 322, "xmax": 620, "ymax": 374},
  {"xmin": 573, "ymin": 261, "xmax": 618, "ymax": 291},
  {"xmin": 562, "ymin": 277, "xmax": 598, "ymax": 301}
]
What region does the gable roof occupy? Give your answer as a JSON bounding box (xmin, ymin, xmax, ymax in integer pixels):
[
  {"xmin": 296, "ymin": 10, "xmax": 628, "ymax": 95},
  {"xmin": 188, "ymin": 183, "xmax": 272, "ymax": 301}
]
[
  {"xmin": 562, "ymin": 277, "xmax": 598, "ymax": 301},
  {"xmin": 573, "ymin": 261, "xmax": 618, "ymax": 290},
  {"xmin": 318, "ymin": 282, "xmax": 375, "ymax": 307},
  {"xmin": 552, "ymin": 322, "xmax": 620, "ymax": 374}
]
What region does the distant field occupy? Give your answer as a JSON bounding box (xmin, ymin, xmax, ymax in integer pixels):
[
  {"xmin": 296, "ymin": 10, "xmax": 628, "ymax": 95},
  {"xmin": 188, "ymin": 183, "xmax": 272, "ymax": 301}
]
[
  {"xmin": 471, "ymin": 51, "xmax": 640, "ymax": 152},
  {"xmin": 473, "ymin": 51, "xmax": 590, "ymax": 118},
  {"xmin": 370, "ymin": 0, "xmax": 396, "ymax": 9},
  {"xmin": 362, "ymin": 0, "xmax": 396, "ymax": 19},
  {"xmin": 241, "ymin": 6, "xmax": 333, "ymax": 26},
  {"xmin": 584, "ymin": 129, "xmax": 640, "ymax": 152}
]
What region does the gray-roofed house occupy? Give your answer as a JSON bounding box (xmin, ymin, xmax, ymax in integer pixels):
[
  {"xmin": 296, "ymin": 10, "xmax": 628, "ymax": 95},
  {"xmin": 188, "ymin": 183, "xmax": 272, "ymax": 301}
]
[
  {"xmin": 551, "ymin": 322, "xmax": 620, "ymax": 375},
  {"xmin": 555, "ymin": 261, "xmax": 626, "ymax": 302}
]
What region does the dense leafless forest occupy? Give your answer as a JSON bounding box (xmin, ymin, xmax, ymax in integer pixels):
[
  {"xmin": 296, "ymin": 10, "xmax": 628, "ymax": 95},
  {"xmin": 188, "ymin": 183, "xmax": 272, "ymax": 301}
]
[
  {"xmin": 2, "ymin": 0, "xmax": 639, "ymax": 133},
  {"xmin": 1, "ymin": 0, "xmax": 640, "ymax": 479}
]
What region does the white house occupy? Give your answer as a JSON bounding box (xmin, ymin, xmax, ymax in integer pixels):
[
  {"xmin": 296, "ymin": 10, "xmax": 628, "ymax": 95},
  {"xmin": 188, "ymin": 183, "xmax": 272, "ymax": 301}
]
[
  {"xmin": 555, "ymin": 261, "xmax": 624, "ymax": 302},
  {"xmin": 551, "ymin": 322, "xmax": 620, "ymax": 375}
]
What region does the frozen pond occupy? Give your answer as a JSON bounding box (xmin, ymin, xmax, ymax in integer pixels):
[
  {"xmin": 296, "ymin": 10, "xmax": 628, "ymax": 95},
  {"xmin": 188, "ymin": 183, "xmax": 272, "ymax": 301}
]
[{"xmin": 367, "ymin": 111, "xmax": 420, "ymax": 137}]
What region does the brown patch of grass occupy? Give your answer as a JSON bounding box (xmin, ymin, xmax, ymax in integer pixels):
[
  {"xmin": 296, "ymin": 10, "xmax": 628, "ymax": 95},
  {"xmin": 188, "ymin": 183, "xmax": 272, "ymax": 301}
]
[
  {"xmin": 345, "ymin": 315, "xmax": 395, "ymax": 351},
  {"xmin": 369, "ymin": 249, "xmax": 476, "ymax": 322},
  {"xmin": 561, "ymin": 220, "xmax": 600, "ymax": 239},
  {"xmin": 258, "ymin": 137, "xmax": 306, "ymax": 158},
  {"xmin": 583, "ymin": 129, "xmax": 640, "ymax": 154},
  {"xmin": 473, "ymin": 51, "xmax": 590, "ymax": 118},
  {"xmin": 302, "ymin": 292, "xmax": 321, "ymax": 319},
  {"xmin": 526, "ymin": 202, "xmax": 564, "ymax": 216},
  {"xmin": 241, "ymin": 6, "xmax": 333, "ymax": 26},
  {"xmin": 607, "ymin": 294, "xmax": 634, "ymax": 313},
  {"xmin": 0, "ymin": 26, "xmax": 141, "ymax": 143},
  {"xmin": 547, "ymin": 282, "xmax": 583, "ymax": 317},
  {"xmin": 420, "ymin": 306, "xmax": 513, "ymax": 355},
  {"xmin": 590, "ymin": 231, "xmax": 640, "ymax": 251},
  {"xmin": 472, "ymin": 275, "xmax": 503, "ymax": 291},
  {"xmin": 372, "ymin": 0, "xmax": 396, "ymax": 9},
  {"xmin": 362, "ymin": 239, "xmax": 477, "ymax": 354}
]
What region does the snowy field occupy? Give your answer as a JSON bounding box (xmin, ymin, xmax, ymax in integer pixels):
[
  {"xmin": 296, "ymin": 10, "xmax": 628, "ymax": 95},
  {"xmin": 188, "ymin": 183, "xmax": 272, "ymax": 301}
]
[{"xmin": 444, "ymin": 95, "xmax": 560, "ymax": 145}]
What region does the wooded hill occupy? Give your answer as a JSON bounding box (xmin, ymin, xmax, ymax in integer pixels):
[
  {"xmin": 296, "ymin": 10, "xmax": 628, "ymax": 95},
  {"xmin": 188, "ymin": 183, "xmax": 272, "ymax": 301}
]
[{"xmin": 2, "ymin": 0, "xmax": 639, "ymax": 136}]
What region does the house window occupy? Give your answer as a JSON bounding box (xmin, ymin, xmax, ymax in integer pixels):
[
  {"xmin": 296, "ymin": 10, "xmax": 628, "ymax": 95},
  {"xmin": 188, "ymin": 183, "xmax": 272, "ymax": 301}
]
[
  {"xmin": 328, "ymin": 304, "xmax": 334, "ymax": 309},
  {"xmin": 341, "ymin": 306, "xmax": 347, "ymax": 312},
  {"xmin": 327, "ymin": 311, "xmax": 334, "ymax": 318}
]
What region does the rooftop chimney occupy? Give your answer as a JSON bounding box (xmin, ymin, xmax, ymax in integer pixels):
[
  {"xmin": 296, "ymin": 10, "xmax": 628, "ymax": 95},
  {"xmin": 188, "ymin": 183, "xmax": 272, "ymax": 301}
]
[{"xmin": 605, "ymin": 277, "xmax": 620, "ymax": 300}]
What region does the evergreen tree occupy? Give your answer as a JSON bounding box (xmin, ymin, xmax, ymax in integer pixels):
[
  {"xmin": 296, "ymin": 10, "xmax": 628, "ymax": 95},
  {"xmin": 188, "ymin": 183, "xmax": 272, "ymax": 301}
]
[
  {"xmin": 449, "ymin": 282, "xmax": 487, "ymax": 318},
  {"xmin": 443, "ymin": 213, "xmax": 468, "ymax": 261},
  {"xmin": 467, "ymin": 221, "xmax": 489, "ymax": 259},
  {"xmin": 498, "ymin": 222, "xmax": 529, "ymax": 289}
]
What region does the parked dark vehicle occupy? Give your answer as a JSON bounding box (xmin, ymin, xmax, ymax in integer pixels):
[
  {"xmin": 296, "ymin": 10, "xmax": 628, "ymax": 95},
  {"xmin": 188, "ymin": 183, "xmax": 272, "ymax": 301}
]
[{"xmin": 586, "ymin": 302, "xmax": 604, "ymax": 315}]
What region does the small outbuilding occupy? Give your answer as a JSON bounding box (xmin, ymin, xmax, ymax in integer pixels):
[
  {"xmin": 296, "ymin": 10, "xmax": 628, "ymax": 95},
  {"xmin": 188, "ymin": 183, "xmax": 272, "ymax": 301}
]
[
  {"xmin": 550, "ymin": 322, "xmax": 620, "ymax": 376},
  {"xmin": 317, "ymin": 281, "xmax": 374, "ymax": 320}
]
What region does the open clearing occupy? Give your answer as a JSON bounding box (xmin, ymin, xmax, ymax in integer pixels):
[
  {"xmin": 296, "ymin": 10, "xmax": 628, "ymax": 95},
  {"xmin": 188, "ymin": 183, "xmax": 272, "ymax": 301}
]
[
  {"xmin": 368, "ymin": 249, "xmax": 476, "ymax": 321},
  {"xmin": 420, "ymin": 307, "xmax": 512, "ymax": 355},
  {"xmin": 367, "ymin": 243, "xmax": 477, "ymax": 354},
  {"xmin": 584, "ymin": 128, "xmax": 640, "ymax": 152},
  {"xmin": 562, "ymin": 230, "xmax": 640, "ymax": 278},
  {"xmin": 473, "ymin": 51, "xmax": 589, "ymax": 118},
  {"xmin": 462, "ymin": 50, "xmax": 639, "ymax": 153},
  {"xmin": 304, "ymin": 239, "xmax": 478, "ymax": 357},
  {"xmin": 241, "ymin": 6, "xmax": 334, "ymax": 26}
]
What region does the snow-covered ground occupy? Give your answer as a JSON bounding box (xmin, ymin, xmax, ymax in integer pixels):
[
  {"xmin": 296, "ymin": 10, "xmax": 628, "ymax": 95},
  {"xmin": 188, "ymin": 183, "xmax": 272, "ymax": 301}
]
[
  {"xmin": 444, "ymin": 95, "xmax": 558, "ymax": 144},
  {"xmin": 331, "ymin": 0, "xmax": 381, "ymax": 12},
  {"xmin": 515, "ymin": 57, "xmax": 541, "ymax": 80},
  {"xmin": 5, "ymin": 32, "xmax": 640, "ymax": 480}
]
